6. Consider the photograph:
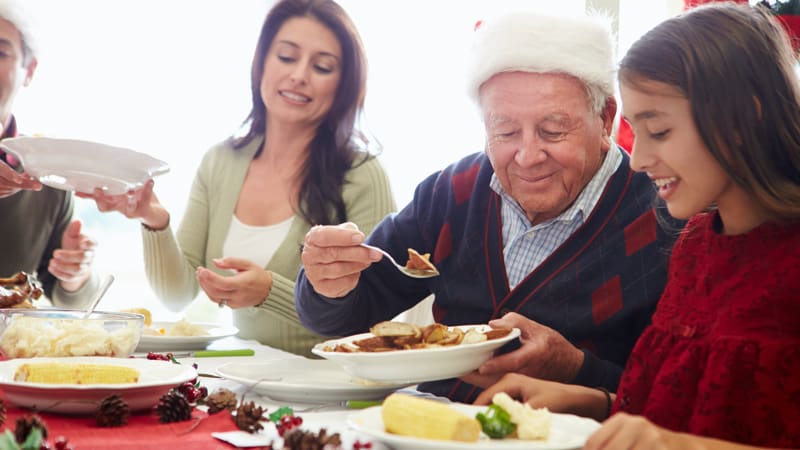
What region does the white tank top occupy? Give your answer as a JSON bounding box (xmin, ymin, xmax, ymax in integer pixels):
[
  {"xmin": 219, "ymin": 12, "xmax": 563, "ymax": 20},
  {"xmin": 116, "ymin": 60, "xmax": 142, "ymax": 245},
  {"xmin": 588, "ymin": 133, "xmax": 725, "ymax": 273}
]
[{"xmin": 222, "ymin": 215, "xmax": 294, "ymax": 267}]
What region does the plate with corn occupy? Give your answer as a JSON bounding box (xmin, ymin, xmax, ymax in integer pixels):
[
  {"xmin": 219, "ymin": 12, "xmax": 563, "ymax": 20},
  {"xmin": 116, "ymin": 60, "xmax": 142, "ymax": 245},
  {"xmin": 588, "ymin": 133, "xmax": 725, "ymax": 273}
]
[
  {"xmin": 347, "ymin": 393, "xmax": 600, "ymax": 450},
  {"xmin": 0, "ymin": 356, "xmax": 197, "ymax": 414}
]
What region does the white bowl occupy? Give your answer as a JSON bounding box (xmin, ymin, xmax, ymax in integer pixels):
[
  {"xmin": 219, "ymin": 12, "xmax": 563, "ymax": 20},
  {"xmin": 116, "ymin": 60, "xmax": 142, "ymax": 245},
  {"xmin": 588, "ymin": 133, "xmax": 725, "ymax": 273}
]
[{"xmin": 312, "ymin": 325, "xmax": 520, "ymax": 384}]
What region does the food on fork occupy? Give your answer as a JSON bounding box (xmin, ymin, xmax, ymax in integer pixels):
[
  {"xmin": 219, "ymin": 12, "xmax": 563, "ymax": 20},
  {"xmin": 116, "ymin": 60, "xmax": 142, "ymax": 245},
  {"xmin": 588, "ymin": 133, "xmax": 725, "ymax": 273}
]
[
  {"xmin": 14, "ymin": 362, "xmax": 140, "ymax": 384},
  {"xmin": 381, "ymin": 393, "xmax": 481, "ymax": 442},
  {"xmin": 404, "ymin": 248, "xmax": 439, "ymax": 275},
  {"xmin": 0, "ymin": 272, "xmax": 43, "ymax": 308},
  {"xmin": 322, "ymin": 321, "xmax": 513, "ymax": 352}
]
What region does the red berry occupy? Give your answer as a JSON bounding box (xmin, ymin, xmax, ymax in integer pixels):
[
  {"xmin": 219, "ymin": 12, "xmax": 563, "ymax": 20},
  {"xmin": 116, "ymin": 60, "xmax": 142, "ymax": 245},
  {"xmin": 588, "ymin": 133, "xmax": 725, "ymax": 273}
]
[{"xmin": 53, "ymin": 437, "xmax": 72, "ymax": 450}]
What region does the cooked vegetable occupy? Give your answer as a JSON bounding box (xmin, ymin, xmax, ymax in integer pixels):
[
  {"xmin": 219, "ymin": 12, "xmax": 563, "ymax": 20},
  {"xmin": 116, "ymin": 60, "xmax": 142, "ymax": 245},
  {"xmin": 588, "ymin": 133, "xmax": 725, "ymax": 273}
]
[
  {"xmin": 381, "ymin": 393, "xmax": 480, "ymax": 442},
  {"xmin": 476, "ymin": 404, "xmax": 516, "ymax": 439},
  {"xmin": 491, "ymin": 392, "xmax": 551, "ymax": 440},
  {"xmin": 14, "ymin": 362, "xmax": 140, "ymax": 384}
]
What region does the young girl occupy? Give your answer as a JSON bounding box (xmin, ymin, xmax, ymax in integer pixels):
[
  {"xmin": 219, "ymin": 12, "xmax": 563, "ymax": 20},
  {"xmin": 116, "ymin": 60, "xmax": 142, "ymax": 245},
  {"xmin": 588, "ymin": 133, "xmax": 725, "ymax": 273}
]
[{"xmin": 476, "ymin": 3, "xmax": 800, "ymax": 449}]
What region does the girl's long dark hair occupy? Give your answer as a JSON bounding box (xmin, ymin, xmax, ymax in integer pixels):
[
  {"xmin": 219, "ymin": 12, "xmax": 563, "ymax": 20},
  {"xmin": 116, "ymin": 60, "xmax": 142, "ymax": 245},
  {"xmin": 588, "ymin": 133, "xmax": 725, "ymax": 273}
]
[
  {"xmin": 233, "ymin": 0, "xmax": 372, "ymax": 226},
  {"xmin": 619, "ymin": 3, "xmax": 800, "ymax": 222}
]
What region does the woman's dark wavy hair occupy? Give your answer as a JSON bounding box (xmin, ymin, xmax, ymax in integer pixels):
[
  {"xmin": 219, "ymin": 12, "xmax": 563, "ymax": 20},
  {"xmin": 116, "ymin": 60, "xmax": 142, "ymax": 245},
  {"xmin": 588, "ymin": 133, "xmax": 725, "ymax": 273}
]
[
  {"xmin": 619, "ymin": 2, "xmax": 800, "ymax": 222},
  {"xmin": 233, "ymin": 0, "xmax": 372, "ymax": 226}
]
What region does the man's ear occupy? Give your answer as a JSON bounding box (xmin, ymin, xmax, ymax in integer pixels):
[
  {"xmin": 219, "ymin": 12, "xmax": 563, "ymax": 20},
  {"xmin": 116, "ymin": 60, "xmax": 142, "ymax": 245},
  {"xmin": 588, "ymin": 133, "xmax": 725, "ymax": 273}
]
[
  {"xmin": 601, "ymin": 96, "xmax": 618, "ymax": 136},
  {"xmin": 23, "ymin": 57, "xmax": 37, "ymax": 87}
]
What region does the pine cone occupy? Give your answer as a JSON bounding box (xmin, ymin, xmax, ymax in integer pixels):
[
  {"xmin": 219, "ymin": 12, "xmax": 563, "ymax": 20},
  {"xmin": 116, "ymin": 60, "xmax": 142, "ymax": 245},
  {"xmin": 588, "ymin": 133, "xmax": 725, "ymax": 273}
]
[
  {"xmin": 205, "ymin": 388, "xmax": 237, "ymax": 414},
  {"xmin": 96, "ymin": 394, "xmax": 130, "ymax": 427},
  {"xmin": 232, "ymin": 401, "xmax": 267, "ymax": 433},
  {"xmin": 156, "ymin": 390, "xmax": 192, "ymax": 423},
  {"xmin": 282, "ymin": 428, "xmax": 342, "ymax": 450},
  {"xmin": 14, "ymin": 414, "xmax": 47, "ymax": 444}
]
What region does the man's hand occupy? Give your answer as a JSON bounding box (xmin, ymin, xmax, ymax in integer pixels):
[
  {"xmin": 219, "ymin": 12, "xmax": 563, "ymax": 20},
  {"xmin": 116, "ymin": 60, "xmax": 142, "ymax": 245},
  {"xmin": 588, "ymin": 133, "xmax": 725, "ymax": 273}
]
[
  {"xmin": 0, "ymin": 156, "xmax": 41, "ymax": 198},
  {"xmin": 50, "ymin": 220, "xmax": 96, "ymax": 292},
  {"xmin": 300, "ymin": 222, "xmax": 382, "ymax": 298},
  {"xmin": 461, "ymin": 312, "xmax": 584, "ymax": 388}
]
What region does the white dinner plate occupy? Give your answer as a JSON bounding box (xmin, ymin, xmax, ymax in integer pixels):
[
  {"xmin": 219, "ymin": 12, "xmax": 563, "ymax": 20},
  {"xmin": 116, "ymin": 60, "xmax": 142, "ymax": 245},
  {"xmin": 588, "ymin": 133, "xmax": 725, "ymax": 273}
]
[
  {"xmin": 0, "ymin": 136, "xmax": 169, "ymax": 195},
  {"xmin": 216, "ymin": 358, "xmax": 411, "ymax": 403},
  {"xmin": 0, "ymin": 356, "xmax": 196, "ymax": 414},
  {"xmin": 135, "ymin": 321, "xmax": 239, "ymax": 352},
  {"xmin": 312, "ymin": 325, "xmax": 520, "ymax": 384},
  {"xmin": 347, "ymin": 404, "xmax": 600, "ymax": 450}
]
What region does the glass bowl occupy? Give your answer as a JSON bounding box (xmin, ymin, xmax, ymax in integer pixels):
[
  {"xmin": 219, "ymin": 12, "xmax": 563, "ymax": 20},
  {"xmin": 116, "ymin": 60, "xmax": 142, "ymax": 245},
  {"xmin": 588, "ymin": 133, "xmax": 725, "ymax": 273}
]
[{"xmin": 0, "ymin": 309, "xmax": 144, "ymax": 358}]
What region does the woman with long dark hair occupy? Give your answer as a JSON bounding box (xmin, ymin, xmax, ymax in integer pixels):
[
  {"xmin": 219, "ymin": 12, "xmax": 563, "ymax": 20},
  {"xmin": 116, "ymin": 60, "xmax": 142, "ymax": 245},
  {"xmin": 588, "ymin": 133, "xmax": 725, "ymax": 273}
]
[{"xmin": 84, "ymin": 0, "xmax": 395, "ymax": 356}]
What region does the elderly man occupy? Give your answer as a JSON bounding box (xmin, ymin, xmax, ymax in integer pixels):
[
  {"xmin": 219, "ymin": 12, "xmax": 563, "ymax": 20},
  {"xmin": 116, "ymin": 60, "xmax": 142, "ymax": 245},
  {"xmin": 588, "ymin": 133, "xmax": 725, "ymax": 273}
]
[
  {"xmin": 0, "ymin": 0, "xmax": 99, "ymax": 306},
  {"xmin": 296, "ymin": 11, "xmax": 679, "ymax": 402}
]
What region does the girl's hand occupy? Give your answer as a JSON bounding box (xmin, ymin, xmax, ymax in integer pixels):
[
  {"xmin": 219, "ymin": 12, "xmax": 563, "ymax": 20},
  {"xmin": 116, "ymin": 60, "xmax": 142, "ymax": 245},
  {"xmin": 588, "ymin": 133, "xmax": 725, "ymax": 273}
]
[
  {"xmin": 584, "ymin": 413, "xmax": 693, "ymax": 450},
  {"xmin": 473, "ymin": 373, "xmax": 610, "ymax": 421}
]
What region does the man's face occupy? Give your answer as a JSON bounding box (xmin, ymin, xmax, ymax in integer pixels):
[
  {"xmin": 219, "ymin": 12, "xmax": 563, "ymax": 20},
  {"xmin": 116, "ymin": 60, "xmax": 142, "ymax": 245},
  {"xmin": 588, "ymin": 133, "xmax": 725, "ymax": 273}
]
[
  {"xmin": 0, "ymin": 17, "xmax": 35, "ymax": 130},
  {"xmin": 480, "ymin": 72, "xmax": 612, "ymax": 225}
]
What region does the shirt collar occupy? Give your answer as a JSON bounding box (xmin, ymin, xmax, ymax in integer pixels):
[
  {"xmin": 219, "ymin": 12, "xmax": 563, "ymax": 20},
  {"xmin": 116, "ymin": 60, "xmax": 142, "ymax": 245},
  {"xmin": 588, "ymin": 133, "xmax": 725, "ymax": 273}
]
[{"xmin": 489, "ymin": 146, "xmax": 623, "ymax": 226}]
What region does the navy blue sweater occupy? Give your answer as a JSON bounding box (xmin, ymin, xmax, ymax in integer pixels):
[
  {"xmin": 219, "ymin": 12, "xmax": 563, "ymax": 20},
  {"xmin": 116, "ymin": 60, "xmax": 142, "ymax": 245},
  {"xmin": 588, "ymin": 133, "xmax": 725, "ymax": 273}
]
[{"xmin": 296, "ymin": 150, "xmax": 679, "ymax": 402}]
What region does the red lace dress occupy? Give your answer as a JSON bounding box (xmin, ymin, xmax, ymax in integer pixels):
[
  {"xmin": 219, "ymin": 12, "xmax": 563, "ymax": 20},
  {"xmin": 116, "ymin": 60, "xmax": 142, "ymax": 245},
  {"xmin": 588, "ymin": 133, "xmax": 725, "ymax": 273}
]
[{"xmin": 612, "ymin": 212, "xmax": 800, "ymax": 447}]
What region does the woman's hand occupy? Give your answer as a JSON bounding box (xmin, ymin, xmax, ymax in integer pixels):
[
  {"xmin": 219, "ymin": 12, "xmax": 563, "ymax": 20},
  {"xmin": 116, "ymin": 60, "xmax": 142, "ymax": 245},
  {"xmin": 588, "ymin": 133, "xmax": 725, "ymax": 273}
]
[
  {"xmin": 196, "ymin": 257, "xmax": 273, "ymax": 308},
  {"xmin": 584, "ymin": 413, "xmax": 697, "ymax": 450},
  {"xmin": 76, "ymin": 179, "xmax": 169, "ymax": 230},
  {"xmin": 49, "ymin": 220, "xmax": 96, "ymax": 292}
]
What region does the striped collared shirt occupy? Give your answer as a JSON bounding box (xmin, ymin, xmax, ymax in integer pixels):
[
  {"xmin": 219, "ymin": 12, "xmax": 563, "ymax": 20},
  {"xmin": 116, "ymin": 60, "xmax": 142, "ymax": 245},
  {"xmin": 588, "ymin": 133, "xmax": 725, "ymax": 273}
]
[{"xmin": 491, "ymin": 147, "xmax": 623, "ymax": 288}]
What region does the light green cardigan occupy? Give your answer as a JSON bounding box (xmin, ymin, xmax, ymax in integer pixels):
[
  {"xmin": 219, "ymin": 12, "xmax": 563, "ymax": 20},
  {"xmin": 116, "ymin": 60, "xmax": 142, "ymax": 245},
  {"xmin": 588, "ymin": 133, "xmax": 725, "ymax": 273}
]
[{"xmin": 141, "ymin": 137, "xmax": 396, "ymax": 357}]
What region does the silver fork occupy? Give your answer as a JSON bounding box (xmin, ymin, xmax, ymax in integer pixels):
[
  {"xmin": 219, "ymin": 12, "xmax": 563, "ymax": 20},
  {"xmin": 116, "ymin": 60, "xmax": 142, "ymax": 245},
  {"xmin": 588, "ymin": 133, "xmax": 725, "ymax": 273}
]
[{"xmin": 360, "ymin": 243, "xmax": 439, "ymax": 279}]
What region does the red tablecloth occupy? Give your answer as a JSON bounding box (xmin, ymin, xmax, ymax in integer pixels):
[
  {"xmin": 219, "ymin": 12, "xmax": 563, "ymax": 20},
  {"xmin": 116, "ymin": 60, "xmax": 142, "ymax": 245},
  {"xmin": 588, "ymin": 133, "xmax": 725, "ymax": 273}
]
[{"xmin": 3, "ymin": 405, "xmax": 246, "ymax": 450}]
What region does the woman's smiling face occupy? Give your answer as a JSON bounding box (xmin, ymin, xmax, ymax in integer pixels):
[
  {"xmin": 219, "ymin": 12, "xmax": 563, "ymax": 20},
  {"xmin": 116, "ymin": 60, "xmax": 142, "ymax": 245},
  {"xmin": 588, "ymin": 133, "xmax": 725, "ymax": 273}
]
[{"xmin": 260, "ymin": 16, "xmax": 342, "ymax": 129}]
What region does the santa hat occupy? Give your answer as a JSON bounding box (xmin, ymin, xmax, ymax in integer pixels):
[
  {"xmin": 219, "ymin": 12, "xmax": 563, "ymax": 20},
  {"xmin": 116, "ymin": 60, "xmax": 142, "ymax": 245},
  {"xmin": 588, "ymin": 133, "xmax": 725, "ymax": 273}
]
[
  {"xmin": 466, "ymin": 11, "xmax": 616, "ymax": 103},
  {"xmin": 0, "ymin": 0, "xmax": 38, "ymax": 60}
]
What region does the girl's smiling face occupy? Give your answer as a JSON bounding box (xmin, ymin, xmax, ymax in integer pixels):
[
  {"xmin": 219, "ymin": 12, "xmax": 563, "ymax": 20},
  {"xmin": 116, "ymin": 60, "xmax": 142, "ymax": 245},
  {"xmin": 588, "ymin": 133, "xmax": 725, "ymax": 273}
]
[{"xmin": 622, "ymin": 78, "xmax": 757, "ymax": 229}]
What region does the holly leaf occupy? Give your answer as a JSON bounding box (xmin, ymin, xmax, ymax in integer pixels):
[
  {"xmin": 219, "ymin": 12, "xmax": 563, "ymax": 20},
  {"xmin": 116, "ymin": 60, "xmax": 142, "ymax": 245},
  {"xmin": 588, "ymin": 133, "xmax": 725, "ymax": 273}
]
[
  {"xmin": 0, "ymin": 430, "xmax": 19, "ymax": 450},
  {"xmin": 19, "ymin": 428, "xmax": 42, "ymax": 450}
]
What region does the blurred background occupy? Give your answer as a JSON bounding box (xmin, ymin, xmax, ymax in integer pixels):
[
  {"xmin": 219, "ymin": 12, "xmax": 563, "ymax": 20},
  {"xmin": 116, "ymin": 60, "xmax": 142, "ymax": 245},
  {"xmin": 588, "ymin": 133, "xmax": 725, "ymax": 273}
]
[{"xmin": 14, "ymin": 0, "xmax": 683, "ymax": 323}]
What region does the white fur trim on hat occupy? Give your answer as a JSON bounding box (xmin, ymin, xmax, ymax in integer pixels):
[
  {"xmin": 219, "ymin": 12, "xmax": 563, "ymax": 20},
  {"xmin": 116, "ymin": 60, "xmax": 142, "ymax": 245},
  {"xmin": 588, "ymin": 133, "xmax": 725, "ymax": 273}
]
[
  {"xmin": 0, "ymin": 0, "xmax": 38, "ymax": 60},
  {"xmin": 466, "ymin": 11, "xmax": 615, "ymax": 103}
]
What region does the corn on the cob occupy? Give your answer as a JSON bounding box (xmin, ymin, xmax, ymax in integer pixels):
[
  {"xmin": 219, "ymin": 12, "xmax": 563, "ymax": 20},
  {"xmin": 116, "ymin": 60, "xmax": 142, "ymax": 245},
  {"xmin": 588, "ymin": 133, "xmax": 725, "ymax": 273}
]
[
  {"xmin": 14, "ymin": 363, "xmax": 140, "ymax": 384},
  {"xmin": 120, "ymin": 307, "xmax": 152, "ymax": 326},
  {"xmin": 381, "ymin": 393, "xmax": 480, "ymax": 442}
]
